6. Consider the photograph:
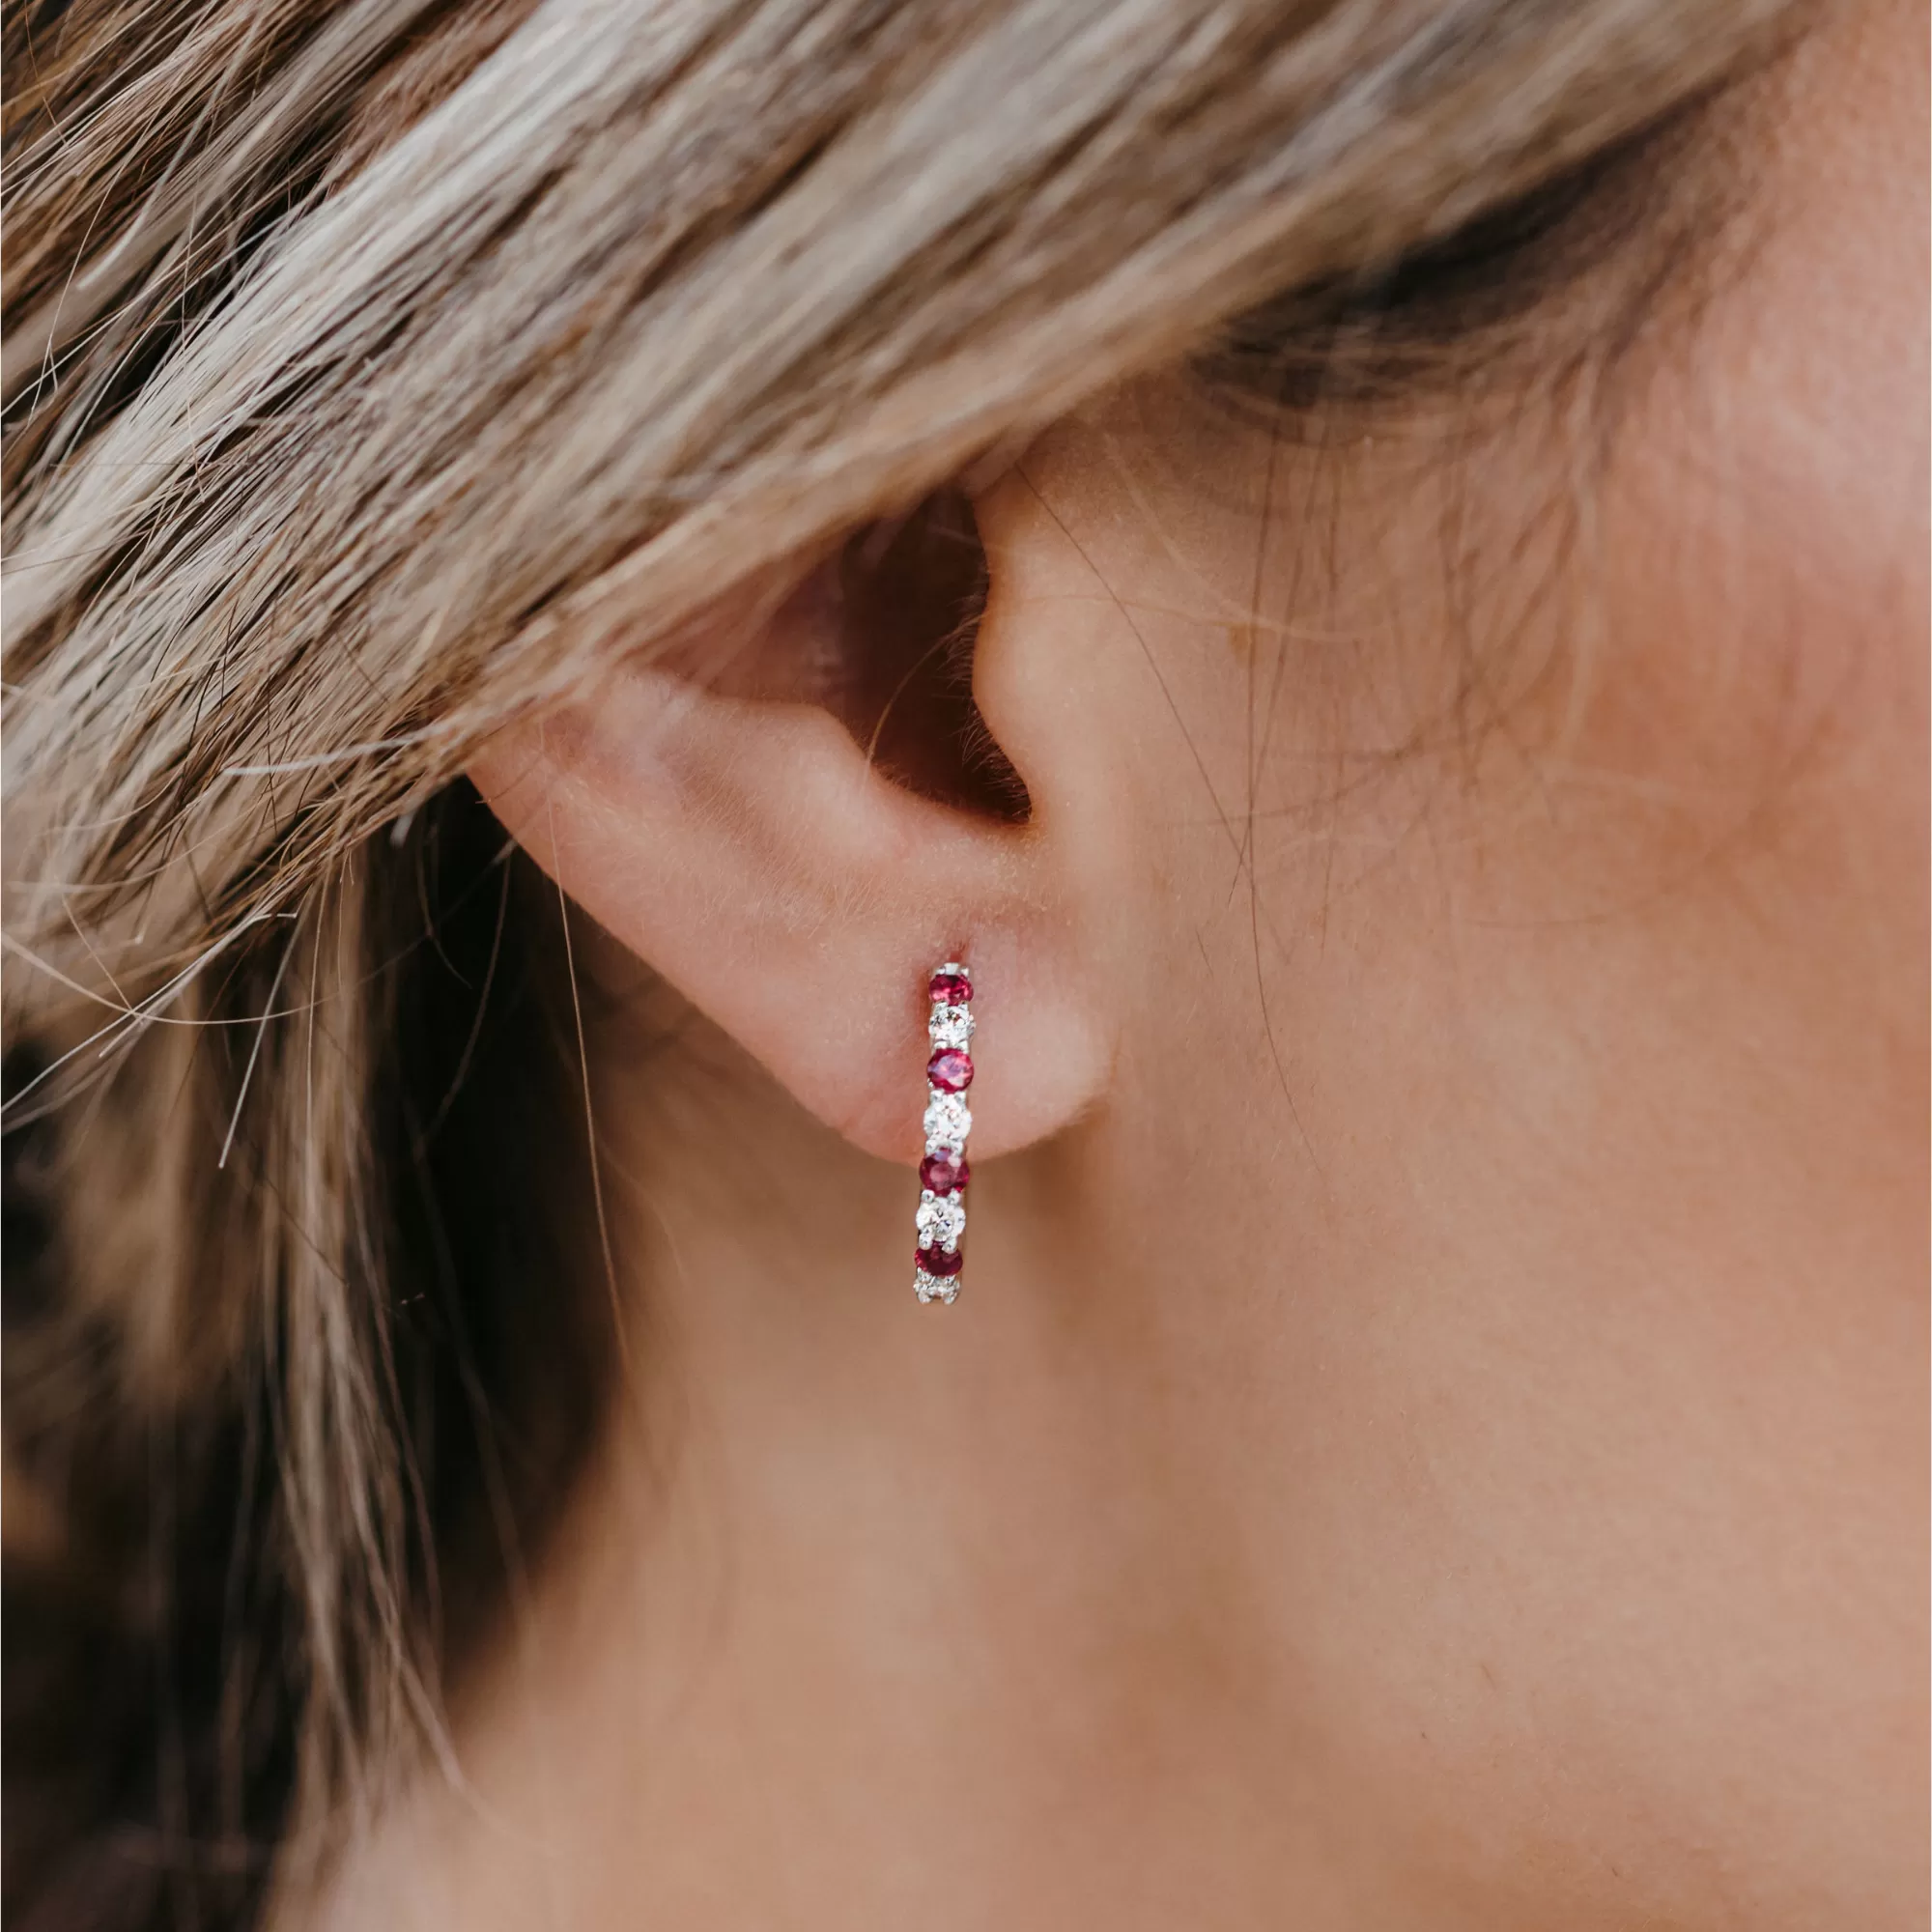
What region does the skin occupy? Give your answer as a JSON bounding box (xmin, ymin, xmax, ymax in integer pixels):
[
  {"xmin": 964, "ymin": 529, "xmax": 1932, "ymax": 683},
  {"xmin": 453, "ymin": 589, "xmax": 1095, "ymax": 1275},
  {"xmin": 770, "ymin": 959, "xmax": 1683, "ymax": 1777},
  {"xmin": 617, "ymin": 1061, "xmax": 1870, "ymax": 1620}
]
[{"xmin": 315, "ymin": 4, "xmax": 1926, "ymax": 1926}]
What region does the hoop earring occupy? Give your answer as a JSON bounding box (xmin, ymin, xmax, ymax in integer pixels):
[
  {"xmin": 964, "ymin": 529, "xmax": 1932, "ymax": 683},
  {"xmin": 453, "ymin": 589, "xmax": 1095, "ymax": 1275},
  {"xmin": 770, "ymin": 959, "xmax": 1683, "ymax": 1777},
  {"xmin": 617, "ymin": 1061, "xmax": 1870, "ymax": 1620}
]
[{"xmin": 915, "ymin": 960, "xmax": 975, "ymax": 1304}]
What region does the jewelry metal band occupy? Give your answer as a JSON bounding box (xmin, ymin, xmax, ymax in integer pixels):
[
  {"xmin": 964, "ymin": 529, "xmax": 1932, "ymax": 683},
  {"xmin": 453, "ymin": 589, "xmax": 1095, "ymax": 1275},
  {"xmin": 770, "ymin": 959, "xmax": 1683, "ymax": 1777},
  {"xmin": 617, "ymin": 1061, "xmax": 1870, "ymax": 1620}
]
[{"xmin": 915, "ymin": 960, "xmax": 975, "ymax": 1303}]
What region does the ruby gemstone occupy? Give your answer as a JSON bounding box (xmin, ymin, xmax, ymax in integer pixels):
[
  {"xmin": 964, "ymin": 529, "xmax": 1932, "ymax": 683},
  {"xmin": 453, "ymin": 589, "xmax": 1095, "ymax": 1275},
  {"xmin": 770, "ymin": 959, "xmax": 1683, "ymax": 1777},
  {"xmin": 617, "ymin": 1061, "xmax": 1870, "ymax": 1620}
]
[
  {"xmin": 926, "ymin": 1047, "xmax": 973, "ymax": 1093},
  {"xmin": 920, "ymin": 1151, "xmax": 971, "ymax": 1194},
  {"xmin": 928, "ymin": 969, "xmax": 972, "ymax": 1006},
  {"xmin": 917, "ymin": 1245, "xmax": 964, "ymax": 1277}
]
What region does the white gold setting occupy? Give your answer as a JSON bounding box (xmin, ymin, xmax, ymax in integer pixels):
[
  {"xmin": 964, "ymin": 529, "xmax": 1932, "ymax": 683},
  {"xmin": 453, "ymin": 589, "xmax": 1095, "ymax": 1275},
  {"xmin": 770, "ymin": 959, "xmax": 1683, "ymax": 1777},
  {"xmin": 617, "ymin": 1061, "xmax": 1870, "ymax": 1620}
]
[{"xmin": 914, "ymin": 960, "xmax": 975, "ymax": 1305}]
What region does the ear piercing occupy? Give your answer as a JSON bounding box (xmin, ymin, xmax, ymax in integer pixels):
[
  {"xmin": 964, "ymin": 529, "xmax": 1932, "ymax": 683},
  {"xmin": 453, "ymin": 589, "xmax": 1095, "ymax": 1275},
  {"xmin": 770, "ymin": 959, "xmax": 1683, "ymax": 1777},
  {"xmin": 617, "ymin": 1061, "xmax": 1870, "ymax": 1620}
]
[{"xmin": 915, "ymin": 961, "xmax": 974, "ymax": 1304}]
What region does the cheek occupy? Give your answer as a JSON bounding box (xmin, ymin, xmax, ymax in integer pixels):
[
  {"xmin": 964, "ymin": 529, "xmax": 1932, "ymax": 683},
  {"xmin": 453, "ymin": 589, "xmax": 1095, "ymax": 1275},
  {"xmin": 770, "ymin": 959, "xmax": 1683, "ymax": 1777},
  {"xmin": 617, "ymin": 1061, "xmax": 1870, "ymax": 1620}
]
[
  {"xmin": 1024, "ymin": 75, "xmax": 1929, "ymax": 1914},
  {"xmin": 1514, "ymin": 47, "xmax": 1931, "ymax": 1131},
  {"xmin": 1302, "ymin": 213, "xmax": 1929, "ymax": 1931},
  {"xmin": 1554, "ymin": 0, "xmax": 1928, "ymax": 933}
]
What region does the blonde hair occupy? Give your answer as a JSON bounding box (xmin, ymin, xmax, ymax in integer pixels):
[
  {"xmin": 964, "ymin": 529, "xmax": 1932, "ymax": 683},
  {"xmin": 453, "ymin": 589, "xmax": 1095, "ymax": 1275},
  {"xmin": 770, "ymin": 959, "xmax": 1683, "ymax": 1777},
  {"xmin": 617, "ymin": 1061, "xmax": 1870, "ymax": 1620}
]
[{"xmin": 2, "ymin": 0, "xmax": 1795, "ymax": 1920}]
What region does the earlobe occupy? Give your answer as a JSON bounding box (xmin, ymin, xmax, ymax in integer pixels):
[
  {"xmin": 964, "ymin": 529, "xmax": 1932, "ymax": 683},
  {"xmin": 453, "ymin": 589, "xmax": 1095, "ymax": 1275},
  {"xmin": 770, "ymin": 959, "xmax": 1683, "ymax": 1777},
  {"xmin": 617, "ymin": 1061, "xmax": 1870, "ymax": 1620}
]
[{"xmin": 466, "ymin": 530, "xmax": 1124, "ymax": 1166}]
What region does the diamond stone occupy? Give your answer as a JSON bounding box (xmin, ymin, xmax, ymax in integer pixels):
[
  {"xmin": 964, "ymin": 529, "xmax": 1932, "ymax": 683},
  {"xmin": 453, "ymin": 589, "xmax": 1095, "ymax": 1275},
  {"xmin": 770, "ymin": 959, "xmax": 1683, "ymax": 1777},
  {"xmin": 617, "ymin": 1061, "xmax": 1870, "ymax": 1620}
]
[
  {"xmin": 914, "ymin": 1267, "xmax": 959, "ymax": 1305},
  {"xmin": 928, "ymin": 1005, "xmax": 975, "ymax": 1050},
  {"xmin": 916, "ymin": 1191, "xmax": 966, "ymax": 1249},
  {"xmin": 923, "ymin": 1092, "xmax": 972, "ymax": 1148}
]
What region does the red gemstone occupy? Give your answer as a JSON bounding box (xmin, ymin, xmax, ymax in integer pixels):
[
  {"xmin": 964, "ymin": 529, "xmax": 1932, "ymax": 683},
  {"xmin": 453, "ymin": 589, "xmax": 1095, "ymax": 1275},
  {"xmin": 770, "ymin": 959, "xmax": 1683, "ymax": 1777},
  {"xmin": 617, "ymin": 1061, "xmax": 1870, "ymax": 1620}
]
[
  {"xmin": 926, "ymin": 1048, "xmax": 973, "ymax": 1093},
  {"xmin": 917, "ymin": 1245, "xmax": 964, "ymax": 1277},
  {"xmin": 920, "ymin": 1151, "xmax": 971, "ymax": 1194},
  {"xmin": 928, "ymin": 969, "xmax": 972, "ymax": 1005}
]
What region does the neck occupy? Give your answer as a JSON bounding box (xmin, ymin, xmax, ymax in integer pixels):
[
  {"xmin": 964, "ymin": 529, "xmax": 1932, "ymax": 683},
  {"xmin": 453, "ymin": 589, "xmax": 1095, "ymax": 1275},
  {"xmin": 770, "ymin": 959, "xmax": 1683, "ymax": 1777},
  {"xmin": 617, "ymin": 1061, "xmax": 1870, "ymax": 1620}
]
[{"xmin": 310, "ymin": 989, "xmax": 1437, "ymax": 1932}]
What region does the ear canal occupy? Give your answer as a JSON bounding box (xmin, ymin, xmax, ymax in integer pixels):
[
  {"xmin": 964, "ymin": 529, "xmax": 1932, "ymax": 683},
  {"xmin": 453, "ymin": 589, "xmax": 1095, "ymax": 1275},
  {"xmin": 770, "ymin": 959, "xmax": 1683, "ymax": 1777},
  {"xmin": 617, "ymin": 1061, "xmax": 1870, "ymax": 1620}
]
[{"xmin": 825, "ymin": 487, "xmax": 1032, "ymax": 824}]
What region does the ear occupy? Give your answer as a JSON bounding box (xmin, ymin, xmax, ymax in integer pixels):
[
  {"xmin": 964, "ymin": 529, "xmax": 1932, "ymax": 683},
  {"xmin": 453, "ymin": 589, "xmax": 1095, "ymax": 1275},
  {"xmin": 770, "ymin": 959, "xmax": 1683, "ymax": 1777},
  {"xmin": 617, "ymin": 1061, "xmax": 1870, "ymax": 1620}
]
[{"xmin": 467, "ymin": 480, "xmax": 1130, "ymax": 1166}]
